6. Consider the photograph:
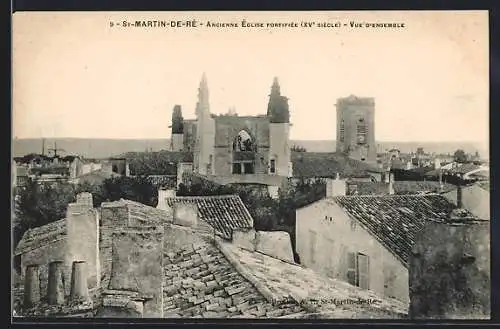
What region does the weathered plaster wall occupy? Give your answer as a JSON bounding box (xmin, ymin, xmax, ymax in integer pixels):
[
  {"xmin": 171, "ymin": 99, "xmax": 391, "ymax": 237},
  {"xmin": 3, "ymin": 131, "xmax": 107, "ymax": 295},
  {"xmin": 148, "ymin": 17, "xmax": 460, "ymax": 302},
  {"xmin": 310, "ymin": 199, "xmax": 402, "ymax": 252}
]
[
  {"xmin": 66, "ymin": 208, "xmax": 100, "ymax": 288},
  {"xmin": 409, "ymin": 220, "xmax": 490, "ymax": 319},
  {"xmin": 444, "ymin": 185, "xmax": 490, "ymax": 220},
  {"xmin": 296, "ymin": 199, "xmax": 409, "ymax": 303},
  {"xmin": 110, "ymin": 227, "xmax": 164, "ymax": 317},
  {"xmin": 100, "ymin": 203, "xmax": 129, "ymax": 290},
  {"xmin": 255, "ymin": 231, "xmax": 294, "ymax": 263}
]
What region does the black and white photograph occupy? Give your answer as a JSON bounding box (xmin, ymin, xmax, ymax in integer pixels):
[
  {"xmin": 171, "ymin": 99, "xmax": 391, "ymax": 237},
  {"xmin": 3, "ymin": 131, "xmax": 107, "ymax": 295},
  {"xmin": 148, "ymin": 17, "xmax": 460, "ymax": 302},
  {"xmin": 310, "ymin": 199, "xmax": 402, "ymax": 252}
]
[{"xmin": 11, "ymin": 10, "xmax": 490, "ymax": 320}]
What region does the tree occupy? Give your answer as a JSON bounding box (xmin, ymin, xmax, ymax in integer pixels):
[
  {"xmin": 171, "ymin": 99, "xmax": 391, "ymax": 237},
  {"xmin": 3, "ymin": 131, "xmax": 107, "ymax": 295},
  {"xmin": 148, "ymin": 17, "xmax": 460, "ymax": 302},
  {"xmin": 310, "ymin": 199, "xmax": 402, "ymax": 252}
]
[
  {"xmin": 102, "ymin": 176, "xmax": 158, "ymax": 207},
  {"xmin": 14, "ymin": 179, "xmax": 77, "ymax": 247},
  {"xmin": 453, "ymin": 149, "xmax": 468, "ymax": 163}
]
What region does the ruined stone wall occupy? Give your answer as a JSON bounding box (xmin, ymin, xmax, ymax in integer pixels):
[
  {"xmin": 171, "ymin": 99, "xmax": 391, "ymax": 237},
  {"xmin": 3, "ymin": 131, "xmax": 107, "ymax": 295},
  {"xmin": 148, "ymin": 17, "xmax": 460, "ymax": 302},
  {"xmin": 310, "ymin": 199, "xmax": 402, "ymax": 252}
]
[
  {"xmin": 213, "ymin": 116, "xmax": 270, "ymax": 176},
  {"xmin": 409, "ymin": 220, "xmax": 490, "ymax": 319}
]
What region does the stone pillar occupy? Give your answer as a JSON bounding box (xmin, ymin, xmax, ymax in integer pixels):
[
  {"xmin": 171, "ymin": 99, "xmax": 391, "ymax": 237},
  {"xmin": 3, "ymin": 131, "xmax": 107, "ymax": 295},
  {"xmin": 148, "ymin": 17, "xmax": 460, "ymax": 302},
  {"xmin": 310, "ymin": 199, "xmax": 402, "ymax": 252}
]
[
  {"xmin": 70, "ymin": 261, "xmax": 90, "ymax": 302},
  {"xmin": 47, "ymin": 261, "xmax": 65, "ymax": 305},
  {"xmin": 23, "ymin": 265, "xmax": 40, "ymax": 307}
]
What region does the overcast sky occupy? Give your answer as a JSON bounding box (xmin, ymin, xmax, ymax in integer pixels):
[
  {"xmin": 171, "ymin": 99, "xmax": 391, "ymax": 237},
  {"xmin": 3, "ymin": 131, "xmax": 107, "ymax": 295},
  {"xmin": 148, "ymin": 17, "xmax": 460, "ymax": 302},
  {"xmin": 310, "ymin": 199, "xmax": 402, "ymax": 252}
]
[{"xmin": 12, "ymin": 11, "xmax": 488, "ymax": 145}]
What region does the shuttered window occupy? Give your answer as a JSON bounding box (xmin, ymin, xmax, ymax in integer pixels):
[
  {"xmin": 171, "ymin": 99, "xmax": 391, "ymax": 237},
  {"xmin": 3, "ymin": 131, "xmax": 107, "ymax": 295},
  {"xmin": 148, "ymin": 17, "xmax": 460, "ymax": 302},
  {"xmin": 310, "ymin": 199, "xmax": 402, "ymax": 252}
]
[
  {"xmin": 345, "ymin": 251, "xmax": 370, "ymax": 289},
  {"xmin": 358, "ymin": 253, "xmax": 370, "ymax": 290},
  {"xmin": 346, "ymin": 252, "xmax": 357, "ymax": 286}
]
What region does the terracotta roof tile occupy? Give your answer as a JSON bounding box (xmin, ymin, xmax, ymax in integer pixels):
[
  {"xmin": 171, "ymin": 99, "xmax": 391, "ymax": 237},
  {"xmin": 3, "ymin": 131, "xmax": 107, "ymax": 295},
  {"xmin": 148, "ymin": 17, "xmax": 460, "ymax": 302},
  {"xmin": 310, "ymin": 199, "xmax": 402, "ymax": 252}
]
[
  {"xmin": 15, "ymin": 218, "xmax": 67, "ymax": 255},
  {"xmin": 165, "ymin": 195, "xmax": 254, "ymax": 239},
  {"xmin": 348, "ymin": 181, "xmax": 456, "ymax": 195},
  {"xmin": 162, "ymin": 236, "xmax": 303, "ymax": 318},
  {"xmin": 218, "ymin": 240, "xmax": 408, "ymax": 318},
  {"xmin": 332, "ymin": 194, "xmax": 475, "ymax": 266},
  {"xmin": 291, "ymin": 152, "xmax": 377, "ymax": 178}
]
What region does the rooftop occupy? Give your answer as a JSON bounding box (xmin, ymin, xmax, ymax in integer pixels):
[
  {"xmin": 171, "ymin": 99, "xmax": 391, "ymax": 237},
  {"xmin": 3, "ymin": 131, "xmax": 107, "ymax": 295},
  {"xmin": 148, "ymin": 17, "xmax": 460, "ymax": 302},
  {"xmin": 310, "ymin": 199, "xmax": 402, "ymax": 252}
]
[
  {"xmin": 162, "ymin": 234, "xmax": 407, "ymax": 318},
  {"xmin": 15, "ymin": 218, "xmax": 67, "ymax": 255},
  {"xmin": 291, "ymin": 152, "xmax": 381, "ymax": 179},
  {"xmin": 348, "ymin": 181, "xmax": 456, "ymax": 196},
  {"xmin": 331, "ymin": 194, "xmax": 476, "ymax": 266},
  {"xmin": 165, "ymin": 195, "xmax": 254, "ymax": 239}
]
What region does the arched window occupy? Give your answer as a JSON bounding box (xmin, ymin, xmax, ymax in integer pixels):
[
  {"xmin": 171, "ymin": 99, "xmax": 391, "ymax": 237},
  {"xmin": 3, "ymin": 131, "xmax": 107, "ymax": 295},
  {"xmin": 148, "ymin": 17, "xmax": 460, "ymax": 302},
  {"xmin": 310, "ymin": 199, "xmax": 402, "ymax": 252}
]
[{"xmin": 232, "ymin": 130, "xmax": 256, "ymax": 174}]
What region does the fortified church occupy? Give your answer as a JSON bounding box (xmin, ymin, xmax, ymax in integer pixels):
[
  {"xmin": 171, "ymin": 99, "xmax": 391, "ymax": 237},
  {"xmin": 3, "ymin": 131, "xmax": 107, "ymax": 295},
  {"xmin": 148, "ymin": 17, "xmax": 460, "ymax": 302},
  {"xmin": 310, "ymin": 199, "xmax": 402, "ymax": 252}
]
[{"xmin": 169, "ymin": 74, "xmax": 292, "ymax": 190}]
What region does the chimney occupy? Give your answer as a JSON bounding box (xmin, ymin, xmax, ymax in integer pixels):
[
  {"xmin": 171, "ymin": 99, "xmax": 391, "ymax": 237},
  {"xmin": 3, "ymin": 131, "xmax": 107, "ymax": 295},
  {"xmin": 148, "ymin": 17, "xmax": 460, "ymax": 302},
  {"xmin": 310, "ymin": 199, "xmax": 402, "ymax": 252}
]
[
  {"xmin": 76, "ymin": 192, "xmax": 93, "ymax": 207},
  {"xmin": 70, "ymin": 261, "xmax": 90, "ymax": 302},
  {"xmin": 326, "ymin": 174, "xmax": 346, "ymax": 197},
  {"xmin": 47, "ymin": 261, "xmax": 65, "ymax": 305},
  {"xmin": 156, "ymin": 189, "xmax": 176, "ymax": 210},
  {"xmin": 173, "ymin": 202, "xmax": 198, "ymax": 228},
  {"xmin": 23, "ymin": 264, "xmax": 40, "ymax": 307},
  {"xmin": 388, "ymin": 172, "xmax": 395, "ymax": 195}
]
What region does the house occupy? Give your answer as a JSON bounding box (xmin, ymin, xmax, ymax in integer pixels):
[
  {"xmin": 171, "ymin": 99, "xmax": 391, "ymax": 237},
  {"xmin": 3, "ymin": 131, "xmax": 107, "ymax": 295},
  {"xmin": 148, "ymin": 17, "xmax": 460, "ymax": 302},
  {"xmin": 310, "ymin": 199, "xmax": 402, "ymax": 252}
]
[
  {"xmin": 14, "ymin": 192, "xmax": 407, "ymax": 319},
  {"xmin": 347, "ymin": 180, "xmax": 456, "ymax": 196},
  {"xmin": 14, "ymin": 165, "xmax": 29, "ymax": 187},
  {"xmin": 290, "ymin": 152, "xmax": 386, "ymax": 183},
  {"xmin": 295, "ymin": 176, "xmax": 476, "ymax": 304}
]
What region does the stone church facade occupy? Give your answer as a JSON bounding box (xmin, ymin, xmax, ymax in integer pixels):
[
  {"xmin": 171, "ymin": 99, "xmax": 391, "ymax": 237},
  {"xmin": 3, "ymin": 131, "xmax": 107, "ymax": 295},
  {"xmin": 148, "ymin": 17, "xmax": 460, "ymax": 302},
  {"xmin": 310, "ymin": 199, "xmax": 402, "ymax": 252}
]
[{"xmin": 169, "ymin": 74, "xmax": 292, "ymax": 188}]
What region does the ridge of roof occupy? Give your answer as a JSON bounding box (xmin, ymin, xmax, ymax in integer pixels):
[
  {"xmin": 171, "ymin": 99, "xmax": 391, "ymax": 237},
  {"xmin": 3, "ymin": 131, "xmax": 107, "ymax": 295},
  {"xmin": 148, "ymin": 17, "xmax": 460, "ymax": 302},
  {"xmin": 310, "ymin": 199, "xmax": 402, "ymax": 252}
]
[{"xmin": 15, "ymin": 218, "xmax": 67, "ymax": 255}]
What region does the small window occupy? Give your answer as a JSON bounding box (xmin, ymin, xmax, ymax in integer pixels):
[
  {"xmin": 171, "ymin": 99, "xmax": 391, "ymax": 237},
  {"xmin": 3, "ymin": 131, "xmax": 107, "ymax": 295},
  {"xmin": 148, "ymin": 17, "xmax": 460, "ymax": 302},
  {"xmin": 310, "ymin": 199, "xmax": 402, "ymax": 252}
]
[
  {"xmin": 346, "ymin": 251, "xmax": 370, "ymax": 289},
  {"xmin": 232, "ymin": 163, "xmax": 242, "ymax": 174},
  {"xmin": 270, "ymin": 159, "xmax": 276, "ymax": 174},
  {"xmin": 244, "ymin": 162, "xmax": 255, "ymax": 174}
]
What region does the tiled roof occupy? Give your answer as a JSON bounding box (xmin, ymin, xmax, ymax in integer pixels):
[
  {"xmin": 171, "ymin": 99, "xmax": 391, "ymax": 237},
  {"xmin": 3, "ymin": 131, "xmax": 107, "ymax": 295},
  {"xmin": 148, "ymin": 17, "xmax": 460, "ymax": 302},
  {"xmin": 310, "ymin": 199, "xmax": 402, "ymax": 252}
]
[
  {"xmin": 165, "ymin": 195, "xmax": 254, "ymax": 239},
  {"xmin": 162, "ymin": 236, "xmax": 304, "ymax": 318},
  {"xmin": 15, "ymin": 218, "xmax": 67, "ymax": 255},
  {"xmin": 348, "ymin": 181, "xmax": 456, "ymax": 195},
  {"xmin": 146, "ymin": 175, "xmax": 177, "ymax": 188},
  {"xmin": 121, "ymin": 199, "xmax": 170, "ymax": 224},
  {"xmin": 124, "ymin": 151, "xmax": 194, "ymax": 175},
  {"xmin": 162, "ymin": 235, "xmax": 406, "ymax": 318},
  {"xmin": 78, "ymin": 169, "xmax": 120, "ymax": 180},
  {"xmin": 332, "ymin": 194, "xmax": 475, "ymax": 266},
  {"xmin": 219, "ymin": 240, "xmax": 408, "ymax": 318},
  {"xmin": 291, "ymin": 152, "xmax": 378, "ymax": 178}
]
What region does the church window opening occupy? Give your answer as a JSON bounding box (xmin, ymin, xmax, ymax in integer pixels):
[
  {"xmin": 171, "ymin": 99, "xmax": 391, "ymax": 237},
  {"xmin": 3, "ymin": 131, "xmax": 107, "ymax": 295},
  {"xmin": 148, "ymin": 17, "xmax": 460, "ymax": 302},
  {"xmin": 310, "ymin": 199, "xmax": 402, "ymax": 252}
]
[
  {"xmin": 232, "ymin": 130, "xmax": 256, "ymax": 175},
  {"xmin": 339, "ymin": 120, "xmax": 345, "ymax": 142},
  {"xmin": 356, "ymin": 118, "xmax": 367, "ymax": 145},
  {"xmin": 270, "ymin": 159, "xmax": 276, "ymax": 174}
]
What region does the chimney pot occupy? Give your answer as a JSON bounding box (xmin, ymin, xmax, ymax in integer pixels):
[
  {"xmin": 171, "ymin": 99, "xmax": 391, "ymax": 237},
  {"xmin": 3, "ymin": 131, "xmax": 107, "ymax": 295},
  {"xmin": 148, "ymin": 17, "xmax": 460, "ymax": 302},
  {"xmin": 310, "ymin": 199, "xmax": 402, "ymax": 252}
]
[
  {"xmin": 47, "ymin": 261, "xmax": 66, "ymax": 305},
  {"xmin": 70, "ymin": 261, "xmax": 90, "ymax": 302},
  {"xmin": 23, "ymin": 265, "xmax": 40, "ymax": 308}
]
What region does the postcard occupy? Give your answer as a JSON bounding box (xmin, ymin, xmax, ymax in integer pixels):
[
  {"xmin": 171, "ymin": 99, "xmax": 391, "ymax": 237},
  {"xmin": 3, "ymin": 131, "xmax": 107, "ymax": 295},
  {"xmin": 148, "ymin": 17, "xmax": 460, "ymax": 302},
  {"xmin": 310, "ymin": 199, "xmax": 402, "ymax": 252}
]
[{"xmin": 12, "ymin": 10, "xmax": 490, "ymax": 320}]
